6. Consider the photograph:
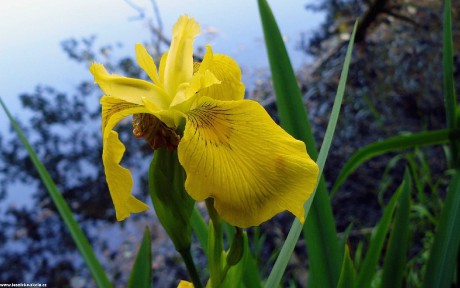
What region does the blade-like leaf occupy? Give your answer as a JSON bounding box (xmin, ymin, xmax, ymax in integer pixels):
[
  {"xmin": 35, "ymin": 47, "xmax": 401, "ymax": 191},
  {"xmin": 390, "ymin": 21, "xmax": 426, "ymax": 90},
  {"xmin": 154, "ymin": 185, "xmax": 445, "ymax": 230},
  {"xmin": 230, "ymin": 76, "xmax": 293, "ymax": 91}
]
[
  {"xmin": 191, "ymin": 207, "xmax": 209, "ymax": 253},
  {"xmin": 128, "ymin": 227, "xmax": 152, "ymax": 288},
  {"xmin": 424, "ymin": 169, "xmax": 460, "ymax": 287},
  {"xmin": 354, "ymin": 176, "xmax": 406, "ymax": 288},
  {"xmin": 338, "ymin": 245, "xmax": 356, "ymax": 288},
  {"xmin": 442, "ymin": 0, "xmax": 456, "ymax": 130},
  {"xmin": 0, "ymin": 97, "xmax": 111, "ymax": 287},
  {"xmin": 332, "ymin": 129, "xmax": 458, "ymax": 197},
  {"xmin": 381, "ymin": 170, "xmax": 411, "ymax": 288},
  {"xmin": 258, "ymin": 0, "xmax": 358, "ymax": 283}
]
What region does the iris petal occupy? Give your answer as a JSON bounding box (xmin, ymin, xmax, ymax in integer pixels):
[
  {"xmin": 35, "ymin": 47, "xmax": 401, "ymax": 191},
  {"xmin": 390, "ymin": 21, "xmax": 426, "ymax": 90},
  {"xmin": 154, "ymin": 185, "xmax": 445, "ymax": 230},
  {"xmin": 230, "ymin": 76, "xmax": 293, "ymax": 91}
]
[
  {"xmin": 164, "ymin": 15, "xmax": 200, "ymax": 96},
  {"xmin": 178, "ymin": 97, "xmax": 319, "ymax": 227},
  {"xmin": 90, "ymin": 62, "xmax": 170, "ymax": 109},
  {"xmin": 196, "ymin": 45, "xmax": 245, "ymax": 101},
  {"xmin": 101, "ymin": 96, "xmax": 153, "ymax": 220},
  {"xmin": 135, "ymin": 43, "xmax": 162, "ymax": 86},
  {"xmin": 104, "ymin": 131, "xmax": 149, "ymax": 221}
]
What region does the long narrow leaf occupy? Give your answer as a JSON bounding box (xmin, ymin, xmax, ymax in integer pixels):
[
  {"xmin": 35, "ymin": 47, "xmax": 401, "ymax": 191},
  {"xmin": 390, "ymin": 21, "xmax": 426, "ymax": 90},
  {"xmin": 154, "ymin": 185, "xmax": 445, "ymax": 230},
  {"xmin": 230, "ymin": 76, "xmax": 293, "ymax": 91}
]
[
  {"xmin": 0, "ymin": 97, "xmax": 111, "ymax": 287},
  {"xmin": 381, "ymin": 170, "xmax": 411, "ymax": 288},
  {"xmin": 191, "ymin": 207, "xmax": 209, "ymax": 253},
  {"xmin": 338, "ymin": 245, "xmax": 356, "ymax": 288},
  {"xmin": 424, "ymin": 170, "xmax": 460, "ymax": 287},
  {"xmin": 128, "ymin": 227, "xmax": 152, "ymax": 288},
  {"xmin": 442, "ymin": 0, "xmax": 456, "ymax": 130},
  {"xmin": 332, "ymin": 129, "xmax": 458, "ymax": 197},
  {"xmin": 258, "ymin": 0, "xmax": 347, "ymax": 284},
  {"xmin": 354, "ymin": 177, "xmax": 406, "ymax": 288},
  {"xmin": 260, "ymin": 9, "xmax": 358, "ymax": 286}
]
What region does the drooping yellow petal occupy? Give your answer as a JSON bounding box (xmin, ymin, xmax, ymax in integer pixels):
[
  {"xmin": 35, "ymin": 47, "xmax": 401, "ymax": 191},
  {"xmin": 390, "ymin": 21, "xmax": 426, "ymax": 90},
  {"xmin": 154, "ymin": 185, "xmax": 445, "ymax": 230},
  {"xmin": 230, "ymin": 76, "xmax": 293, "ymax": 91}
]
[
  {"xmin": 135, "ymin": 43, "xmax": 162, "ymax": 86},
  {"xmin": 100, "ymin": 96, "xmax": 154, "ymax": 220},
  {"xmin": 178, "ymin": 97, "xmax": 319, "ymax": 227},
  {"xmin": 90, "ymin": 62, "xmax": 170, "ymax": 109},
  {"xmin": 163, "ymin": 15, "xmax": 200, "ymax": 96},
  {"xmin": 195, "ymin": 45, "xmax": 245, "ymax": 101},
  {"xmin": 101, "ymin": 96, "xmax": 153, "ymax": 137},
  {"xmin": 103, "ymin": 131, "xmax": 149, "ymax": 221}
]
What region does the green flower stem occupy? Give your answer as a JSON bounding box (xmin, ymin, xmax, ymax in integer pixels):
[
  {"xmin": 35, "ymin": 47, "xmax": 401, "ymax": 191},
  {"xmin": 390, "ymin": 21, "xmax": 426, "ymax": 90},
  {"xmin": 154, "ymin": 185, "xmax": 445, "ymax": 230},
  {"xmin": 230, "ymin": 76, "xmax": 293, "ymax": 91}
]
[
  {"xmin": 206, "ymin": 198, "xmax": 224, "ymax": 287},
  {"xmin": 178, "ymin": 247, "xmax": 203, "ymax": 288}
]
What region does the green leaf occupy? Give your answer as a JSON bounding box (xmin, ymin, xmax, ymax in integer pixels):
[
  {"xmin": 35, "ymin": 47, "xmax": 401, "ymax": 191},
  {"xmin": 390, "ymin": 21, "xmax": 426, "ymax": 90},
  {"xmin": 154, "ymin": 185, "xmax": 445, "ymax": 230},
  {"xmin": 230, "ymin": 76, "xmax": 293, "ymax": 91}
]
[
  {"xmin": 258, "ymin": 0, "xmax": 358, "ymax": 283},
  {"xmin": 148, "ymin": 147, "xmax": 194, "ymax": 251},
  {"xmin": 221, "ymin": 232, "xmax": 252, "ymax": 288},
  {"xmin": 191, "ymin": 207, "xmax": 209, "ymax": 253},
  {"xmin": 128, "ymin": 227, "xmax": 152, "ymax": 288},
  {"xmin": 424, "ymin": 169, "xmax": 460, "ymax": 287},
  {"xmin": 381, "ymin": 170, "xmax": 411, "ymax": 288},
  {"xmin": 332, "ymin": 129, "xmax": 458, "ymax": 197},
  {"xmin": 354, "ymin": 176, "xmax": 406, "ymax": 288},
  {"xmin": 242, "ymin": 251, "xmax": 262, "ymax": 288},
  {"xmin": 0, "ymin": 98, "xmax": 111, "ymax": 287},
  {"xmin": 338, "ymin": 245, "xmax": 356, "ymax": 288},
  {"xmin": 442, "ymin": 0, "xmax": 456, "ymax": 130},
  {"xmin": 339, "ymin": 224, "xmax": 354, "ymax": 260}
]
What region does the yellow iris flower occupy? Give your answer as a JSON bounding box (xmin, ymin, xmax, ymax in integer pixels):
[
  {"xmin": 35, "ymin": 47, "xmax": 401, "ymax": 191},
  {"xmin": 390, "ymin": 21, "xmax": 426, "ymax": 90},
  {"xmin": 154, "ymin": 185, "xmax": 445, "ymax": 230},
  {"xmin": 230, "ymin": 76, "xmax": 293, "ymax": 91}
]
[{"xmin": 90, "ymin": 15, "xmax": 319, "ymax": 228}]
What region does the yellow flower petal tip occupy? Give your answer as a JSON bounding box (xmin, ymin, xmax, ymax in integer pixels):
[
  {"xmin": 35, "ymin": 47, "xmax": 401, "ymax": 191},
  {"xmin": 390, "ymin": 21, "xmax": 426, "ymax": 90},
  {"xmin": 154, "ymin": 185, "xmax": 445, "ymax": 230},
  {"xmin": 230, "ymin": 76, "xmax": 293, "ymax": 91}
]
[
  {"xmin": 177, "ymin": 280, "xmax": 194, "ymax": 288},
  {"xmin": 178, "ymin": 97, "xmax": 319, "ymax": 228}
]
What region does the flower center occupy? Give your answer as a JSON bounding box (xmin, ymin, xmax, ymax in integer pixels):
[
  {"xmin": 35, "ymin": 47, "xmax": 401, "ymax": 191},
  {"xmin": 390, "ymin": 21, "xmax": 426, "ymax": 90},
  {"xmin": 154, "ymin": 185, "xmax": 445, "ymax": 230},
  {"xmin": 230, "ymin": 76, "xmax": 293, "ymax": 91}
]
[{"xmin": 132, "ymin": 113, "xmax": 180, "ymax": 151}]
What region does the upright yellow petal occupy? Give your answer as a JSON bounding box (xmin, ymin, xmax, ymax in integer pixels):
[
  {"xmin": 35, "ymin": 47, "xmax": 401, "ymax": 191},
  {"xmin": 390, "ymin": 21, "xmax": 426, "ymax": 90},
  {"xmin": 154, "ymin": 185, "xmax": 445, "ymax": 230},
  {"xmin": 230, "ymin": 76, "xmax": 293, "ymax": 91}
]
[
  {"xmin": 135, "ymin": 43, "xmax": 162, "ymax": 86},
  {"xmin": 178, "ymin": 97, "xmax": 319, "ymax": 227},
  {"xmin": 196, "ymin": 45, "xmax": 245, "ymax": 101},
  {"xmin": 163, "ymin": 15, "xmax": 200, "ymax": 96},
  {"xmin": 90, "ymin": 62, "xmax": 170, "ymax": 109},
  {"xmin": 159, "ymin": 51, "xmax": 168, "ymax": 85}
]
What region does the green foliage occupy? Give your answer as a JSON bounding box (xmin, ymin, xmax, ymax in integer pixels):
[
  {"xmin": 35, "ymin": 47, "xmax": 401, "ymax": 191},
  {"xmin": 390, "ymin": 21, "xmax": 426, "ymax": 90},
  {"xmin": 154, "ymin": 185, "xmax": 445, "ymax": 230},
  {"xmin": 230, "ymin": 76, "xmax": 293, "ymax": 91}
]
[
  {"xmin": 338, "ymin": 246, "xmax": 356, "ymax": 288},
  {"xmin": 381, "ymin": 171, "xmax": 411, "ymax": 288},
  {"xmin": 148, "ymin": 147, "xmax": 194, "ymax": 251},
  {"xmin": 354, "ymin": 174, "xmax": 410, "ymax": 288},
  {"xmin": 128, "ymin": 227, "xmax": 152, "ymax": 288}
]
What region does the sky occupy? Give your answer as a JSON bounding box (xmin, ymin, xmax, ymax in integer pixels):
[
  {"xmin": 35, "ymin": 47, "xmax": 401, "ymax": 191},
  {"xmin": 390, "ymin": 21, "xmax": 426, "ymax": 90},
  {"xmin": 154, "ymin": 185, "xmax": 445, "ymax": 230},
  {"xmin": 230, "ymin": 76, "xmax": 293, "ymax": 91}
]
[{"xmin": 0, "ymin": 0, "xmax": 324, "ymax": 112}]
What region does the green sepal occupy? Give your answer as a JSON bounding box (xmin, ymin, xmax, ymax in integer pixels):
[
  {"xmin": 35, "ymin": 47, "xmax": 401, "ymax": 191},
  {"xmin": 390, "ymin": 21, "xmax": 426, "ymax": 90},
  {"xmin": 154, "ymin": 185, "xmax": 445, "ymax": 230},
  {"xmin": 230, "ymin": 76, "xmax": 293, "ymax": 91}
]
[
  {"xmin": 128, "ymin": 227, "xmax": 152, "ymax": 288},
  {"xmin": 148, "ymin": 147, "xmax": 194, "ymax": 251},
  {"xmin": 226, "ymin": 227, "xmax": 244, "ymax": 266},
  {"xmin": 220, "ymin": 232, "xmax": 250, "ymax": 288}
]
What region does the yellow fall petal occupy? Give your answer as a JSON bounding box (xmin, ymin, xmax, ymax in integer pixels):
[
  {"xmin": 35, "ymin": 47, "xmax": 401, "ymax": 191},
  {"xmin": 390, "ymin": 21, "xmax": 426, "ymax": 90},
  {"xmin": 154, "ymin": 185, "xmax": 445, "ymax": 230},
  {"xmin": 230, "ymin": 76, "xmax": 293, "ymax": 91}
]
[
  {"xmin": 100, "ymin": 96, "xmax": 154, "ymax": 220},
  {"xmin": 101, "ymin": 96, "xmax": 153, "ymax": 137},
  {"xmin": 103, "ymin": 131, "xmax": 149, "ymax": 221},
  {"xmin": 163, "ymin": 15, "xmax": 200, "ymax": 96},
  {"xmin": 196, "ymin": 45, "xmax": 245, "ymax": 101},
  {"xmin": 90, "ymin": 62, "xmax": 170, "ymax": 109},
  {"xmin": 135, "ymin": 43, "xmax": 162, "ymax": 86},
  {"xmin": 178, "ymin": 97, "xmax": 319, "ymax": 228}
]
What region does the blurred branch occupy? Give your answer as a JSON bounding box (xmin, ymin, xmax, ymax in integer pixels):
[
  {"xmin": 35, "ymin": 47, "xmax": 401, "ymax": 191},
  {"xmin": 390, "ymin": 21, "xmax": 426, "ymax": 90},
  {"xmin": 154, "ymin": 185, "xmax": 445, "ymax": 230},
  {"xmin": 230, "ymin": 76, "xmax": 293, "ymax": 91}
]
[
  {"xmin": 355, "ymin": 0, "xmax": 389, "ymax": 43},
  {"xmin": 382, "ymin": 9, "xmax": 419, "ymax": 26},
  {"xmin": 124, "ymin": 0, "xmax": 146, "ymax": 21}
]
